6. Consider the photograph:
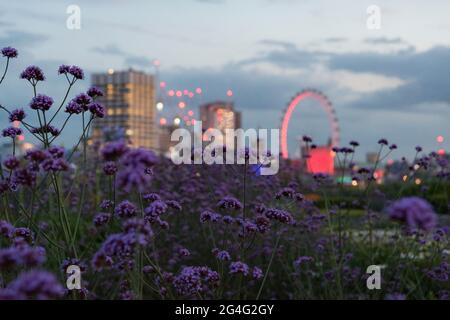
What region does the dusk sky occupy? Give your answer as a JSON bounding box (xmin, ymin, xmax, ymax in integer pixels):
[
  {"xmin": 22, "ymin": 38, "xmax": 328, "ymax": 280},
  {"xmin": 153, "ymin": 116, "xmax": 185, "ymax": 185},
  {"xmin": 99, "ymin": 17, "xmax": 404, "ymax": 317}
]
[{"xmin": 1, "ymin": 0, "xmax": 450, "ymax": 160}]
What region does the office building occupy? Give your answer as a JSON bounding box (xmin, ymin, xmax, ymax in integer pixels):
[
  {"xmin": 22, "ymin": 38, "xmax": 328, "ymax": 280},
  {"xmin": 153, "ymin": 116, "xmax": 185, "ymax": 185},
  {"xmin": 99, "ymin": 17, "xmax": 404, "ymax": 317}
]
[{"xmin": 90, "ymin": 69, "xmax": 157, "ymax": 150}]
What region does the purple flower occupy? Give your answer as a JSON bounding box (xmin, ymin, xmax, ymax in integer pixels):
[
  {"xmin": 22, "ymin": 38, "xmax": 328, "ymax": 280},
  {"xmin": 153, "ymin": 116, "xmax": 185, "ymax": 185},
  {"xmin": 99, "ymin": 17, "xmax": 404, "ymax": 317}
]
[
  {"xmin": 222, "ymin": 215, "xmax": 234, "ymax": 224},
  {"xmin": 252, "ymin": 267, "xmax": 263, "ymax": 280},
  {"xmin": 91, "ymin": 219, "xmax": 153, "ymax": 271},
  {"xmin": 61, "ymin": 258, "xmax": 87, "ymax": 273},
  {"xmin": 25, "ymin": 149, "xmax": 47, "ymax": 163},
  {"xmin": 385, "ymin": 293, "xmax": 406, "ymax": 300},
  {"xmin": 255, "ymin": 215, "xmax": 270, "ymax": 233},
  {"xmin": 41, "ymin": 156, "xmax": 68, "ymax": 172},
  {"xmin": 101, "ymin": 141, "xmax": 129, "ymax": 161},
  {"xmin": 349, "ymin": 140, "xmax": 359, "ymax": 147},
  {"xmin": 2, "ymin": 127, "xmax": 22, "ymax": 138},
  {"xmin": 115, "ymin": 200, "xmax": 137, "ymax": 219},
  {"xmin": 0, "ymin": 270, "xmax": 64, "ymax": 300},
  {"xmin": 415, "ymin": 145, "xmax": 423, "ymax": 152},
  {"xmin": 71, "ymin": 93, "xmax": 91, "ymax": 110},
  {"xmin": 47, "ymin": 146, "xmax": 65, "ymax": 158},
  {"xmin": 294, "ymin": 256, "xmax": 313, "ymax": 268},
  {"xmin": 143, "ymin": 192, "xmax": 161, "ymax": 202},
  {"xmin": 144, "ymin": 200, "xmax": 167, "ymax": 219},
  {"xmin": 172, "ymin": 266, "xmax": 219, "ymax": 297},
  {"xmin": 275, "ymin": 187, "xmax": 296, "ymax": 200},
  {"xmin": 0, "ymin": 220, "xmax": 14, "ymax": 239},
  {"xmin": 200, "ymin": 210, "xmax": 220, "ymax": 223},
  {"xmin": 11, "ymin": 167, "xmax": 37, "ymax": 187},
  {"xmin": 264, "ymin": 208, "xmax": 294, "ymax": 224},
  {"xmin": 20, "ymin": 66, "xmax": 45, "ymax": 82},
  {"xmin": 19, "ymin": 246, "xmax": 47, "ymax": 267},
  {"xmin": 425, "ymin": 261, "xmax": 449, "ymax": 282},
  {"xmin": 178, "ymin": 248, "xmax": 190, "ymax": 257},
  {"xmin": 93, "ymin": 213, "xmax": 111, "ymax": 227},
  {"xmin": 166, "ymin": 200, "xmax": 182, "ymax": 211},
  {"xmin": 14, "ymin": 227, "xmax": 34, "ymax": 243},
  {"xmin": 378, "ymin": 138, "xmax": 388, "ymax": 145},
  {"xmin": 229, "ymin": 261, "xmax": 249, "ymax": 276},
  {"xmin": 30, "ymin": 94, "xmax": 53, "ymax": 111},
  {"xmin": 9, "ymin": 109, "xmax": 26, "ymax": 122},
  {"xmin": 87, "ymin": 87, "xmax": 104, "ymax": 98},
  {"xmin": 68, "ymin": 65, "xmax": 84, "ymax": 79},
  {"xmin": 32, "ymin": 125, "xmax": 60, "ymax": 137},
  {"xmin": 89, "ymin": 102, "xmax": 105, "ymax": 118},
  {"xmin": 389, "ymin": 144, "xmax": 397, "ymax": 150},
  {"xmin": 1, "ymin": 46, "xmax": 18, "ymax": 58},
  {"xmin": 302, "ymin": 135, "xmax": 312, "ymax": 143},
  {"xmin": 387, "ymin": 197, "xmax": 437, "ymax": 231},
  {"xmin": 100, "ymin": 199, "xmax": 113, "ymax": 210},
  {"xmin": 217, "ymin": 196, "xmax": 243, "ymax": 211},
  {"xmin": 58, "ymin": 64, "xmax": 70, "ymax": 75},
  {"xmin": 116, "ymin": 148, "xmax": 158, "ymax": 192},
  {"xmin": 65, "ymin": 101, "xmax": 83, "ymax": 114},
  {"xmin": 3, "ymin": 156, "xmax": 19, "ymax": 171},
  {"xmin": 215, "ymin": 250, "xmax": 231, "ymax": 261},
  {"xmin": 103, "ymin": 161, "xmax": 118, "ymax": 175}
]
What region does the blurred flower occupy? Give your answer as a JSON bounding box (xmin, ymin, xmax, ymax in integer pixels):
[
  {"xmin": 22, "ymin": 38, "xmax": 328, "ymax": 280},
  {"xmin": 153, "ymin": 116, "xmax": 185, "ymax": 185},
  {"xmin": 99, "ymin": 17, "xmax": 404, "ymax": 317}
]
[
  {"xmin": 87, "ymin": 87, "xmax": 104, "ymax": 98},
  {"xmin": 252, "ymin": 267, "xmax": 263, "ymax": 280},
  {"xmin": 2, "ymin": 127, "xmax": 22, "ymax": 138},
  {"xmin": 89, "ymin": 102, "xmax": 105, "ymax": 118},
  {"xmin": 20, "ymin": 66, "xmax": 45, "ymax": 82},
  {"xmin": 115, "ymin": 200, "xmax": 137, "ymax": 219},
  {"xmin": 8, "ymin": 109, "xmax": 26, "ymax": 122},
  {"xmin": 172, "ymin": 266, "xmax": 219, "ymax": 297},
  {"xmin": 387, "ymin": 197, "xmax": 437, "ymax": 231},
  {"xmin": 30, "ymin": 94, "xmax": 53, "ymax": 111},
  {"xmin": 217, "ymin": 196, "xmax": 242, "ymax": 211},
  {"xmin": 65, "ymin": 101, "xmax": 83, "ymax": 114},
  {"xmin": 0, "ymin": 270, "xmax": 64, "ymax": 300},
  {"xmin": 116, "ymin": 148, "xmax": 157, "ymax": 193},
  {"xmin": 1, "ymin": 46, "xmax": 18, "ymax": 58},
  {"xmin": 3, "ymin": 156, "xmax": 20, "ymax": 170},
  {"xmin": 229, "ymin": 261, "xmax": 249, "ymax": 276},
  {"xmin": 101, "ymin": 141, "xmax": 129, "ymax": 161}
]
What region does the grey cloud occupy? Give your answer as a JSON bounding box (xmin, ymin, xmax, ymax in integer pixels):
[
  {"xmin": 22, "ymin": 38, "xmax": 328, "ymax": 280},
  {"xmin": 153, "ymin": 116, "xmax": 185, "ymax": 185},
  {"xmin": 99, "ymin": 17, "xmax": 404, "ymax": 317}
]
[
  {"xmin": 91, "ymin": 44, "xmax": 126, "ymax": 56},
  {"xmin": 0, "ymin": 30, "xmax": 48, "ymax": 47},
  {"xmin": 324, "ymin": 37, "xmax": 347, "ymax": 43},
  {"xmin": 91, "ymin": 44, "xmax": 151, "ymax": 68},
  {"xmin": 329, "ymin": 46, "xmax": 450, "ymax": 108},
  {"xmin": 259, "ymin": 39, "xmax": 298, "ymax": 51},
  {"xmin": 238, "ymin": 39, "xmax": 450, "ymax": 110},
  {"xmin": 364, "ymin": 37, "xmax": 405, "ymax": 45}
]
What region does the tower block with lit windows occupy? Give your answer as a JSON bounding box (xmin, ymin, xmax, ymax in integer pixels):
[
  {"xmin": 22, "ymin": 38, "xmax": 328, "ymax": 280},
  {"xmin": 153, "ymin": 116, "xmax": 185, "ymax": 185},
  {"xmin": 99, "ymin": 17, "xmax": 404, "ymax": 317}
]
[
  {"xmin": 199, "ymin": 101, "xmax": 241, "ymax": 148},
  {"xmin": 90, "ymin": 69, "xmax": 157, "ymax": 150}
]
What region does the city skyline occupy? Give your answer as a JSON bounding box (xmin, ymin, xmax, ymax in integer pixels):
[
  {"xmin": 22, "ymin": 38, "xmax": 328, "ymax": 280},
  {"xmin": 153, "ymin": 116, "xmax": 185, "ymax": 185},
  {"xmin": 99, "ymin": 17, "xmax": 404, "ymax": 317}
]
[{"xmin": 0, "ymin": 0, "xmax": 449, "ymax": 160}]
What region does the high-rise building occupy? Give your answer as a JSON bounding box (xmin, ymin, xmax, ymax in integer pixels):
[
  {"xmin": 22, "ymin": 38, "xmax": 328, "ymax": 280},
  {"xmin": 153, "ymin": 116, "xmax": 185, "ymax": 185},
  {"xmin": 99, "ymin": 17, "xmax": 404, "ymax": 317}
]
[
  {"xmin": 200, "ymin": 101, "xmax": 241, "ymax": 132},
  {"xmin": 199, "ymin": 101, "xmax": 241, "ymax": 148},
  {"xmin": 90, "ymin": 69, "xmax": 157, "ymax": 150}
]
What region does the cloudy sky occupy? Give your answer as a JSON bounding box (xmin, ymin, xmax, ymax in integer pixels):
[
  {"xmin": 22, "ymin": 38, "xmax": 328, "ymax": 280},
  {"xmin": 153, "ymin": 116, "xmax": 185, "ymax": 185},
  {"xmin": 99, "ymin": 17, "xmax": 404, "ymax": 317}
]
[{"xmin": 1, "ymin": 0, "xmax": 450, "ymax": 160}]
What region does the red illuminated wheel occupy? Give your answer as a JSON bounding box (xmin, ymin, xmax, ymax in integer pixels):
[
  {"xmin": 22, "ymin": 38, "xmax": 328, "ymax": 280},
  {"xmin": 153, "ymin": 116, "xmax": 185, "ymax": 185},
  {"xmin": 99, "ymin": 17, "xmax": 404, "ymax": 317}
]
[{"xmin": 281, "ymin": 89, "xmax": 340, "ymax": 159}]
